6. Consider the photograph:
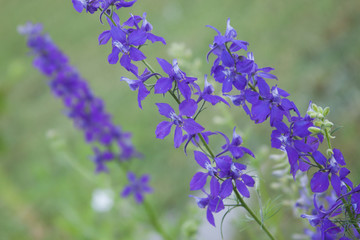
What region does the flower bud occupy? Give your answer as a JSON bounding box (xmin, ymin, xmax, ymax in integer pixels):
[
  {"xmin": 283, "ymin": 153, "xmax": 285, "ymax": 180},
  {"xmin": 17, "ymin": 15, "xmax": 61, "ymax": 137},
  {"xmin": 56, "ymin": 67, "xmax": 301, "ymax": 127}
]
[
  {"xmin": 308, "ymin": 111, "xmax": 317, "ymax": 118},
  {"xmin": 308, "ymin": 127, "xmax": 322, "ymax": 134},
  {"xmin": 326, "ymin": 148, "xmax": 334, "ymax": 157},
  {"xmin": 323, "ymin": 107, "xmax": 330, "ymax": 117},
  {"xmin": 311, "ymin": 103, "xmax": 319, "ymax": 112}
]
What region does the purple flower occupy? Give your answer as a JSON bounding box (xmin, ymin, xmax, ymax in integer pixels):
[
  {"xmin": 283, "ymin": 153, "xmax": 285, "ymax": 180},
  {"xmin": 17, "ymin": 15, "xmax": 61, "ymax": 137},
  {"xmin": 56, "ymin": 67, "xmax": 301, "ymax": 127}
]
[
  {"xmin": 215, "ymin": 155, "xmax": 255, "ymax": 198},
  {"xmin": 72, "ymin": 0, "xmax": 100, "ymax": 14},
  {"xmin": 216, "ymin": 127, "xmax": 254, "ymax": 159},
  {"xmin": 108, "ymin": 23, "xmax": 147, "ymax": 74},
  {"xmin": 121, "ymin": 68, "xmax": 159, "ymax": 109},
  {"xmin": 194, "ymin": 75, "xmax": 229, "ymax": 106},
  {"xmin": 301, "ymin": 195, "xmax": 343, "ymax": 239},
  {"xmin": 123, "ymin": 13, "xmax": 166, "ymax": 45},
  {"xmin": 21, "ymin": 22, "xmax": 139, "ymax": 172},
  {"xmin": 190, "ymin": 151, "xmax": 217, "ymax": 191},
  {"xmin": 121, "ymin": 172, "xmax": 152, "ymax": 204},
  {"xmin": 310, "ymin": 150, "xmax": 347, "ymax": 193},
  {"xmin": 190, "ymin": 177, "xmax": 225, "ymax": 227},
  {"xmin": 206, "ymin": 18, "xmax": 249, "ymax": 64},
  {"xmin": 155, "ymin": 100, "xmax": 204, "ymax": 148},
  {"xmin": 99, "ymin": 0, "xmax": 137, "ymax": 23},
  {"xmin": 154, "ymin": 58, "xmax": 197, "ymax": 99}
]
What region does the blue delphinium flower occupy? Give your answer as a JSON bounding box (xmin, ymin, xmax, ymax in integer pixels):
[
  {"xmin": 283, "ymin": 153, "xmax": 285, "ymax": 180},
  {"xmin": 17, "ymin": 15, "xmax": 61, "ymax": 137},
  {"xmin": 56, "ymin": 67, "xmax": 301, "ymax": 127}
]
[
  {"xmin": 216, "ymin": 127, "xmax": 254, "ymax": 159},
  {"xmin": 190, "ymin": 177, "xmax": 226, "ymax": 227},
  {"xmin": 155, "ymin": 100, "xmax": 205, "ymax": 148},
  {"xmin": 121, "ymin": 68, "xmax": 160, "ymax": 109},
  {"xmin": 72, "ymin": 0, "xmax": 100, "ymax": 14},
  {"xmin": 154, "ymin": 58, "xmax": 197, "ymax": 99},
  {"xmin": 189, "ymin": 151, "xmax": 217, "ymax": 191},
  {"xmin": 121, "ymin": 171, "xmax": 153, "ymax": 203},
  {"xmin": 20, "ymin": 22, "xmax": 139, "ymax": 173}
]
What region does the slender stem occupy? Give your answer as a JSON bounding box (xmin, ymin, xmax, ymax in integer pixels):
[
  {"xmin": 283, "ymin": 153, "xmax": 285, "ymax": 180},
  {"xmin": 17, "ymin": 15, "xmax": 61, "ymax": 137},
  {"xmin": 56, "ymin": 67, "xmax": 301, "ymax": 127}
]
[
  {"xmin": 233, "ymin": 184, "xmax": 276, "ymax": 240},
  {"xmin": 143, "ymin": 200, "xmax": 173, "ymax": 240},
  {"xmin": 341, "ymin": 198, "xmax": 360, "ymax": 236},
  {"xmin": 198, "ymin": 133, "xmax": 215, "ymax": 158}
]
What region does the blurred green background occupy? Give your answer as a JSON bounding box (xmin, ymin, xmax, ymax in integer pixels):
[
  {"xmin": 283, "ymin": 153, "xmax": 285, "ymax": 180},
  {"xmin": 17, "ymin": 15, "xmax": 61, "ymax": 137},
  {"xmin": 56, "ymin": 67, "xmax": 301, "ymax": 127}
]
[{"xmin": 1, "ymin": 0, "xmax": 360, "ymax": 239}]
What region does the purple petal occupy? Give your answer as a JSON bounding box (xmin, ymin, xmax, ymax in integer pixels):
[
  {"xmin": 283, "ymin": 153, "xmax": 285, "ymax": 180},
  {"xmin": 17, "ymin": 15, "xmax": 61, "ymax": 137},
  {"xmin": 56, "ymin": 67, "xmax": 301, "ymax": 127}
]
[
  {"xmin": 129, "ymin": 47, "xmax": 146, "ymax": 61},
  {"xmin": 156, "ymin": 103, "xmax": 175, "ymax": 118},
  {"xmin": 183, "ymin": 118, "xmax": 205, "ymax": 135},
  {"xmin": 190, "ymin": 172, "xmax": 208, "ymax": 191},
  {"xmin": 331, "ymin": 174, "xmax": 342, "ymax": 196},
  {"xmin": 210, "ymin": 177, "xmax": 220, "ymax": 196},
  {"xmin": 206, "ymin": 207, "xmax": 216, "ymax": 227},
  {"xmin": 310, "ymin": 171, "xmax": 329, "ymax": 193},
  {"xmin": 128, "ymin": 30, "xmax": 147, "ymax": 46},
  {"xmin": 179, "ymin": 99, "xmax": 198, "ymax": 117},
  {"xmin": 98, "ymin": 30, "xmax": 111, "ymax": 45},
  {"xmin": 154, "ymin": 77, "xmax": 173, "ymax": 94},
  {"xmin": 333, "ymin": 148, "xmax": 346, "ymax": 165},
  {"xmin": 242, "ymin": 174, "xmax": 255, "ymax": 187},
  {"xmin": 194, "ymin": 151, "xmax": 211, "ymax": 169},
  {"xmin": 134, "ymin": 192, "xmax": 144, "ymax": 203},
  {"xmin": 157, "ymin": 58, "xmax": 173, "ymax": 75},
  {"xmin": 174, "ymin": 126, "xmax": 183, "ymax": 148},
  {"xmin": 121, "ymin": 186, "xmax": 132, "ymax": 197},
  {"xmin": 155, "ymin": 121, "xmax": 173, "ymax": 139},
  {"xmin": 235, "ymin": 180, "xmax": 250, "ymax": 198},
  {"xmin": 220, "ymin": 179, "xmax": 233, "ymax": 198},
  {"xmin": 312, "ymin": 151, "xmax": 328, "ymax": 166}
]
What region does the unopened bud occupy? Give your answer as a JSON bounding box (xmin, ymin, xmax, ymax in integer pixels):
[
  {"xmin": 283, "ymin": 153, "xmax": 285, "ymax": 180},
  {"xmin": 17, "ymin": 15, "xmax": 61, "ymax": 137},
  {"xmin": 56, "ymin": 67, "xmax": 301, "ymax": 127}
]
[
  {"xmin": 317, "ymin": 113, "xmax": 324, "ymax": 119},
  {"xmin": 323, "ymin": 120, "xmax": 333, "ymax": 128},
  {"xmin": 311, "ymin": 103, "xmax": 319, "ymax": 112},
  {"xmin": 326, "ymin": 149, "xmax": 334, "ymax": 157},
  {"xmin": 308, "ymin": 127, "xmax": 322, "ymax": 134},
  {"xmin": 323, "ymin": 107, "xmax": 330, "ymax": 117},
  {"xmin": 314, "ymin": 120, "xmax": 323, "ymax": 127},
  {"xmin": 308, "ymin": 111, "xmax": 317, "ymax": 118}
]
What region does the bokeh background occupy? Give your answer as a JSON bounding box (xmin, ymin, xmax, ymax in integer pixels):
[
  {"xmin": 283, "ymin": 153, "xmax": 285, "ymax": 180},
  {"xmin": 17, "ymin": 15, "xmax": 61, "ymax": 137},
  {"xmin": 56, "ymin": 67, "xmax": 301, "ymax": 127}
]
[{"xmin": 1, "ymin": 0, "xmax": 360, "ymax": 239}]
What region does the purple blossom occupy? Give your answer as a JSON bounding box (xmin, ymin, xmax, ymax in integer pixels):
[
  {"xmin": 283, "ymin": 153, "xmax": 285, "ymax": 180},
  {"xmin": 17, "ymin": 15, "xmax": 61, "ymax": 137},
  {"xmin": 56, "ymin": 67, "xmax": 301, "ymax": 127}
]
[
  {"xmin": 193, "ymin": 75, "xmax": 229, "ymax": 106},
  {"xmin": 154, "ymin": 58, "xmax": 197, "ymax": 99},
  {"xmin": 21, "ymin": 22, "xmax": 139, "ymax": 172},
  {"xmin": 121, "ymin": 68, "xmax": 159, "ymax": 109},
  {"xmin": 121, "ymin": 172, "xmax": 152, "ymax": 204},
  {"xmin": 215, "ymin": 155, "xmax": 255, "ymax": 198},
  {"xmin": 190, "ymin": 177, "xmax": 225, "ymax": 227},
  {"xmin": 216, "ymin": 127, "xmax": 254, "ymax": 159},
  {"xmin": 72, "ymin": 0, "xmax": 100, "ymax": 14},
  {"xmin": 108, "ymin": 23, "xmax": 147, "ymax": 74},
  {"xmin": 189, "ymin": 151, "xmax": 217, "ymax": 191},
  {"xmin": 155, "ymin": 100, "xmax": 205, "ymax": 148}
]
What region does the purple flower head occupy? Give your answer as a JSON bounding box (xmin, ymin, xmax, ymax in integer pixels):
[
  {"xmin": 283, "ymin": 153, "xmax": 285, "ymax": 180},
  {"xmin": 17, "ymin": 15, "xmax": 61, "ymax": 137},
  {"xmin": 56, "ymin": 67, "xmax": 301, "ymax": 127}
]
[
  {"xmin": 108, "ymin": 24, "xmax": 147, "ymax": 74},
  {"xmin": 121, "ymin": 68, "xmax": 160, "ymax": 109},
  {"xmin": 123, "ymin": 13, "xmax": 166, "ymax": 45},
  {"xmin": 121, "ymin": 172, "xmax": 152, "ymax": 204},
  {"xmin": 251, "ymin": 83, "xmax": 296, "ymax": 126},
  {"xmin": 72, "ymin": 0, "xmax": 100, "ymax": 14},
  {"xmin": 301, "ymin": 195, "xmax": 343, "ymax": 239},
  {"xmin": 190, "ymin": 151, "xmax": 217, "ymax": 191},
  {"xmin": 215, "ymin": 155, "xmax": 255, "ymax": 198},
  {"xmin": 155, "ymin": 100, "xmax": 205, "ymax": 148},
  {"xmin": 154, "ymin": 58, "xmax": 197, "ymax": 99},
  {"xmin": 92, "ymin": 147, "xmax": 114, "ymax": 173},
  {"xmin": 224, "ymin": 90, "xmax": 255, "ymax": 116},
  {"xmin": 194, "ymin": 75, "xmax": 229, "ymax": 106},
  {"xmin": 216, "ymin": 128, "xmax": 254, "ymax": 159},
  {"xmin": 21, "ymin": 22, "xmax": 140, "ymax": 172},
  {"xmin": 271, "ymin": 119, "xmax": 319, "ymax": 176},
  {"xmin": 99, "ymin": 0, "xmax": 136, "ymax": 23},
  {"xmin": 212, "ymin": 62, "xmax": 248, "ymax": 93},
  {"xmin": 207, "ymin": 18, "xmax": 249, "ymax": 63},
  {"xmin": 190, "ymin": 177, "xmax": 225, "ymax": 226},
  {"xmin": 310, "ymin": 150, "xmax": 347, "ymax": 193}
]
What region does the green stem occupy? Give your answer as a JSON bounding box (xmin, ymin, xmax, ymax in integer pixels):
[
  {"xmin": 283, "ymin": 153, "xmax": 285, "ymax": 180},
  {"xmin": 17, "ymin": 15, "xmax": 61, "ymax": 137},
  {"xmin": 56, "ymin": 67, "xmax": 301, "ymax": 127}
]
[
  {"xmin": 233, "ymin": 184, "xmax": 276, "ymax": 240},
  {"xmin": 143, "ymin": 200, "xmax": 173, "ymax": 240}
]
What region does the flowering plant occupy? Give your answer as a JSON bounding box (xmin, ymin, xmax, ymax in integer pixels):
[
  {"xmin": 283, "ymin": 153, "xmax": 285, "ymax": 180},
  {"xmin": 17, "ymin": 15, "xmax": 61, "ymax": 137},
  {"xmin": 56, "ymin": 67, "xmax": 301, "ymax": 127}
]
[{"xmin": 18, "ymin": 1, "xmax": 360, "ymax": 239}]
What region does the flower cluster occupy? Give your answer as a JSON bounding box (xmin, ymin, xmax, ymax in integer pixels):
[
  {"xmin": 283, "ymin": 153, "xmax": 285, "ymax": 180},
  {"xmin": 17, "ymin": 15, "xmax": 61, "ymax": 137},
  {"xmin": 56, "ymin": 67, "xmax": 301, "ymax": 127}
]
[
  {"xmin": 47, "ymin": 0, "xmax": 360, "ymax": 238},
  {"xmin": 206, "ymin": 19, "xmax": 360, "ymax": 238},
  {"xmin": 20, "ymin": 22, "xmax": 151, "ymax": 203}
]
